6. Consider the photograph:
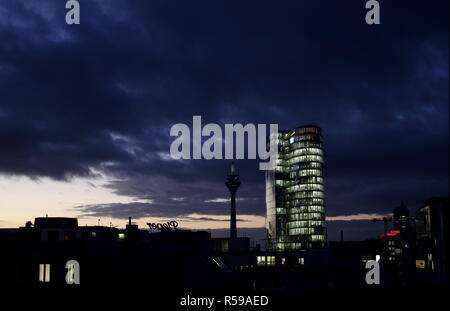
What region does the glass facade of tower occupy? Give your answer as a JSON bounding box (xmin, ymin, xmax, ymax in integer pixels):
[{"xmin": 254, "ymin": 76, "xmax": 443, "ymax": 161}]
[{"xmin": 266, "ymin": 125, "xmax": 326, "ymax": 251}]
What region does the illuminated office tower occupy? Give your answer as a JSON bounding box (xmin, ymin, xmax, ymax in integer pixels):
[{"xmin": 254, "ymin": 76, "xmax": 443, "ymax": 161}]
[{"xmin": 266, "ymin": 125, "xmax": 326, "ymax": 251}]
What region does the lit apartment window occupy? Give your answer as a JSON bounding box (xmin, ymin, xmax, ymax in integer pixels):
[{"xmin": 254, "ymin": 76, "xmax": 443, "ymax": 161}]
[
  {"xmin": 298, "ymin": 257, "xmax": 305, "ymax": 265},
  {"xmin": 416, "ymin": 260, "xmax": 425, "ymax": 269},
  {"xmin": 267, "ymin": 256, "xmax": 276, "ymax": 266},
  {"xmin": 221, "ymin": 240, "xmax": 229, "ymax": 252},
  {"xmin": 257, "ymin": 256, "xmax": 266, "ymax": 266},
  {"xmin": 39, "ymin": 264, "xmax": 50, "ymax": 283},
  {"xmin": 281, "ymin": 257, "xmax": 286, "ymax": 265}
]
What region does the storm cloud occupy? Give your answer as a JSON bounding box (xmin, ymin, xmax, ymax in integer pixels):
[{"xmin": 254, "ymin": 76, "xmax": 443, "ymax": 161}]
[{"xmin": 0, "ymin": 0, "xmax": 448, "ymax": 238}]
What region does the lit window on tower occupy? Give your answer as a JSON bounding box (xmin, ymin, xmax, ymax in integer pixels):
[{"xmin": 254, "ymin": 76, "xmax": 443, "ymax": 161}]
[{"xmin": 266, "ymin": 125, "xmax": 326, "ymax": 251}]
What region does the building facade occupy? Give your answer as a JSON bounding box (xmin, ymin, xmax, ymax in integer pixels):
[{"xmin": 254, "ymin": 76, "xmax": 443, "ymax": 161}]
[
  {"xmin": 266, "ymin": 125, "xmax": 326, "ymax": 251},
  {"xmin": 415, "ymin": 197, "xmax": 449, "ymax": 284},
  {"xmin": 393, "ymin": 202, "xmax": 410, "ymax": 233},
  {"xmin": 0, "ymin": 217, "xmax": 226, "ymax": 290},
  {"xmin": 383, "ymin": 202, "xmax": 413, "ymax": 268}
]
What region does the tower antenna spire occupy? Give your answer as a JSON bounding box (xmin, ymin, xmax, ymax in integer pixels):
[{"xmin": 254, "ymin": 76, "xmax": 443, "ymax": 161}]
[{"xmin": 226, "ymin": 161, "xmax": 241, "ymax": 239}]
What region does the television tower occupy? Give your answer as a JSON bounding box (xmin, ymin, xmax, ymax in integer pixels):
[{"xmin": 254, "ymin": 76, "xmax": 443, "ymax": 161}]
[{"xmin": 225, "ymin": 162, "xmax": 241, "ymax": 239}]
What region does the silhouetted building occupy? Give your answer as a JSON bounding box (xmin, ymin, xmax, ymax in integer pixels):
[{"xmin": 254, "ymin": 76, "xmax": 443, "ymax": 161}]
[
  {"xmin": 383, "ymin": 229, "xmax": 405, "ymax": 267},
  {"xmin": 386, "ymin": 202, "xmax": 412, "ymax": 268},
  {"xmin": 415, "ymin": 197, "xmax": 449, "ymax": 285},
  {"xmin": 394, "ymin": 202, "xmax": 410, "ymax": 232},
  {"xmin": 212, "ymin": 237, "xmax": 250, "ymax": 253},
  {"xmin": 266, "ymin": 125, "xmax": 326, "ymax": 251},
  {"xmin": 0, "ymin": 215, "xmax": 385, "ymax": 292},
  {"xmin": 0, "ymin": 217, "xmax": 229, "ymax": 290},
  {"xmin": 2, "ymin": 201, "xmax": 448, "ymax": 293}
]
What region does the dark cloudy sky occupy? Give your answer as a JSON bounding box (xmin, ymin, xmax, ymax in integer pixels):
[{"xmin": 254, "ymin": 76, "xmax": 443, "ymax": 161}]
[{"xmin": 0, "ymin": 0, "xmax": 448, "ymax": 241}]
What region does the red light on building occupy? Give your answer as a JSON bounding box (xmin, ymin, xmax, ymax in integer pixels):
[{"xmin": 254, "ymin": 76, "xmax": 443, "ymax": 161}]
[
  {"xmin": 64, "ymin": 235, "xmax": 69, "ymax": 241},
  {"xmin": 381, "ymin": 230, "xmax": 400, "ymax": 237}
]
